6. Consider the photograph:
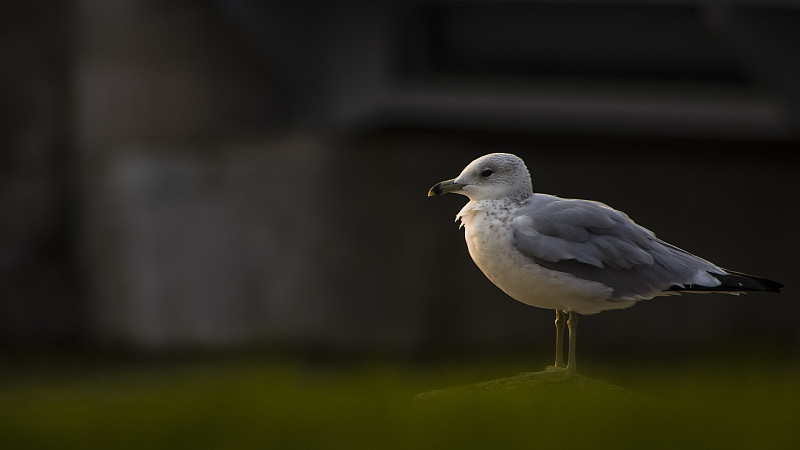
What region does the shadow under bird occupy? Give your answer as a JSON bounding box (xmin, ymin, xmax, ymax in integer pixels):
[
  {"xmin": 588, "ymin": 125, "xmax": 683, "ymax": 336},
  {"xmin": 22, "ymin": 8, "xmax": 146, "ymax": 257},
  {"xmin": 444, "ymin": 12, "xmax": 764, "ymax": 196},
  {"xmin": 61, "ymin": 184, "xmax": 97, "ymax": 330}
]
[{"xmin": 428, "ymin": 153, "xmax": 783, "ymax": 374}]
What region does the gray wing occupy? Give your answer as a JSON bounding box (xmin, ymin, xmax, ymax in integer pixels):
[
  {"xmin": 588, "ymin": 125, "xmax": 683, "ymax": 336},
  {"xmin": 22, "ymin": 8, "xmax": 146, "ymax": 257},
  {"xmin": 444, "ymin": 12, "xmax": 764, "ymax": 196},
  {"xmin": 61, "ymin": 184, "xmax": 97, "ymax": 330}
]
[{"xmin": 512, "ymin": 197, "xmax": 724, "ymax": 300}]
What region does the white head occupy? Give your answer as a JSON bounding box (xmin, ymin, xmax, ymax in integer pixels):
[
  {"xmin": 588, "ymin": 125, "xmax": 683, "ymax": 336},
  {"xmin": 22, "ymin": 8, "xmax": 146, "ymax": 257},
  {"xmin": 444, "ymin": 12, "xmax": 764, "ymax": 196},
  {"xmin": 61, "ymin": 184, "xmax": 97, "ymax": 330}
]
[{"xmin": 428, "ymin": 153, "xmax": 533, "ymax": 201}]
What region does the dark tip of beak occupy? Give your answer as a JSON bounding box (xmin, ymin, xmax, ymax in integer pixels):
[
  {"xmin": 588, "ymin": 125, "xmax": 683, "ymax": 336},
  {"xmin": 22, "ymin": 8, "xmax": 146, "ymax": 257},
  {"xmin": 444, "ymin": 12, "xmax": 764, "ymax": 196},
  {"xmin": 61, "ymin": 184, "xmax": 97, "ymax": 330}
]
[{"xmin": 428, "ymin": 183, "xmax": 443, "ymax": 197}]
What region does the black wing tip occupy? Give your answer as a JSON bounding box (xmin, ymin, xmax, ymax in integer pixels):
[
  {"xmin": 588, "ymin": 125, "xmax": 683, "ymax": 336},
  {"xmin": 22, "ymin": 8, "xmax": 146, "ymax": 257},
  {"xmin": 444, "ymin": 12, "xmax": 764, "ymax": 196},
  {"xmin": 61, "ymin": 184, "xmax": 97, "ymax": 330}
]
[
  {"xmin": 723, "ymin": 270, "xmax": 783, "ymax": 293},
  {"xmin": 667, "ymin": 270, "xmax": 783, "ymax": 293}
]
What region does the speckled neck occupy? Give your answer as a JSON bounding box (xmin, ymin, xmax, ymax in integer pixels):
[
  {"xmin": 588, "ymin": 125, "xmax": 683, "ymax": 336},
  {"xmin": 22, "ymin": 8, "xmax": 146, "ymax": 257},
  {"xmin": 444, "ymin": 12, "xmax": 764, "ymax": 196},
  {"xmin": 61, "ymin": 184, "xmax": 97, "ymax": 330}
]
[{"xmin": 508, "ymin": 188, "xmax": 533, "ymax": 204}]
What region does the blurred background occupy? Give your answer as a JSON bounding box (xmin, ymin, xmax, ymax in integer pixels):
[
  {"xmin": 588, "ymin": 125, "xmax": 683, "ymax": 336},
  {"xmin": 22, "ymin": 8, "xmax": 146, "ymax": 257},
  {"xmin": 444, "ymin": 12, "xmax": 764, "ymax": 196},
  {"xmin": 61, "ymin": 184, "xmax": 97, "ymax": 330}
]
[{"xmin": 2, "ymin": 0, "xmax": 799, "ymax": 362}]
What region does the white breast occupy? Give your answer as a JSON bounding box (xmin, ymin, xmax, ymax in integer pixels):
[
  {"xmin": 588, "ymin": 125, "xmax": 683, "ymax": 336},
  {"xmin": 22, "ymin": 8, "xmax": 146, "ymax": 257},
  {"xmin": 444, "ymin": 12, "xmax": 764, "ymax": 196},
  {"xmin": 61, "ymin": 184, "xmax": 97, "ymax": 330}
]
[{"xmin": 457, "ymin": 201, "xmax": 633, "ymax": 315}]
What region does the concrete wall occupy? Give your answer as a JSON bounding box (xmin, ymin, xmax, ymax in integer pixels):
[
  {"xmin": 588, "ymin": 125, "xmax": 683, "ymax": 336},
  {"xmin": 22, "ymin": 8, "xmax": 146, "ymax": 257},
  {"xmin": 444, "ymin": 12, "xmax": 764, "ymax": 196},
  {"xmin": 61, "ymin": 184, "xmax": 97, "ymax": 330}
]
[{"xmin": 3, "ymin": 1, "xmax": 798, "ymax": 355}]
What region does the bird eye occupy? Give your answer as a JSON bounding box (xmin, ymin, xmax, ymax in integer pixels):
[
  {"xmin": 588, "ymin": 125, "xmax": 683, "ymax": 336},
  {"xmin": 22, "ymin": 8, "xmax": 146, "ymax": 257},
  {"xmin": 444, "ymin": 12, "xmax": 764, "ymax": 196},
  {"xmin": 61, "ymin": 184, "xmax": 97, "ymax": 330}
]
[{"xmin": 481, "ymin": 168, "xmax": 493, "ymax": 177}]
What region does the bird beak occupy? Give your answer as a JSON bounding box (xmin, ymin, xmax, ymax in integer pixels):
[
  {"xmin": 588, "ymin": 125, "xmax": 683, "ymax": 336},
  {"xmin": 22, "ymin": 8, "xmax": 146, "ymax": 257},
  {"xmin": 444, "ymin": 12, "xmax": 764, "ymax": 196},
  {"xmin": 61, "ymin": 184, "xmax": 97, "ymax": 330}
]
[{"xmin": 428, "ymin": 179, "xmax": 465, "ymax": 197}]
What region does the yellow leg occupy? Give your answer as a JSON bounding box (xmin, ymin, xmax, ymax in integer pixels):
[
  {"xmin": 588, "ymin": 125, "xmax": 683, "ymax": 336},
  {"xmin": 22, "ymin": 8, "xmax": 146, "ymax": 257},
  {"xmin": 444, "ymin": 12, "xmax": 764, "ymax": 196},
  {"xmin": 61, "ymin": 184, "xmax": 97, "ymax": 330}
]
[
  {"xmin": 554, "ymin": 309, "xmax": 565, "ymax": 368},
  {"xmin": 566, "ymin": 311, "xmax": 578, "ymax": 373}
]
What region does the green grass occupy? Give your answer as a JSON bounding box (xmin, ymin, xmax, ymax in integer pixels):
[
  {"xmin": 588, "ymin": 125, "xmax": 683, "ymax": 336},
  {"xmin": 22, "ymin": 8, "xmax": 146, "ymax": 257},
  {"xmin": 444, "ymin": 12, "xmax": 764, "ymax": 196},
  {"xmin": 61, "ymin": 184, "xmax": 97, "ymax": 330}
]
[{"xmin": 0, "ymin": 355, "xmax": 798, "ymax": 449}]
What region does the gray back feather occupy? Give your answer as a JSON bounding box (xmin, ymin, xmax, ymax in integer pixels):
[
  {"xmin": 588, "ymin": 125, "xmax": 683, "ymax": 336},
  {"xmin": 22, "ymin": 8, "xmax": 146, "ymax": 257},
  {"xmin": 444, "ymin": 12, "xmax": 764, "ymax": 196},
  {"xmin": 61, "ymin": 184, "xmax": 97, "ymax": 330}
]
[{"xmin": 512, "ymin": 195, "xmax": 723, "ymax": 300}]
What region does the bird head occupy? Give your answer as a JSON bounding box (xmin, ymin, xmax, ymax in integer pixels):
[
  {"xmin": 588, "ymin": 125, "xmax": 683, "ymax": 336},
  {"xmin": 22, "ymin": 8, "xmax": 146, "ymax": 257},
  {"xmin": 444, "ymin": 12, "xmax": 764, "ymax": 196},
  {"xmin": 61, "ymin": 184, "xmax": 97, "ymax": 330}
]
[{"xmin": 428, "ymin": 153, "xmax": 533, "ymax": 201}]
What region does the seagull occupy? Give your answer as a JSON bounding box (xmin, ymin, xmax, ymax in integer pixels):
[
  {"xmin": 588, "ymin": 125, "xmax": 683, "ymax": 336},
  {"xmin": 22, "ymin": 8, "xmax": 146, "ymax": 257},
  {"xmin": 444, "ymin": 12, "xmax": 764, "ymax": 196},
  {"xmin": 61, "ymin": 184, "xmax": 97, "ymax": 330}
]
[{"xmin": 428, "ymin": 153, "xmax": 783, "ymax": 373}]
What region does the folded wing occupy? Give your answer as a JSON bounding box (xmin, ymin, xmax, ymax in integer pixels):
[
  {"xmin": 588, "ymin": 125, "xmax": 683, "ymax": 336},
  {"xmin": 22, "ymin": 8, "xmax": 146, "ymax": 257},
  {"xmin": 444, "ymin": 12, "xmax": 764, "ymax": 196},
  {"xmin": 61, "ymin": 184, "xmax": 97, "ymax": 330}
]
[{"xmin": 512, "ymin": 197, "xmax": 731, "ymax": 300}]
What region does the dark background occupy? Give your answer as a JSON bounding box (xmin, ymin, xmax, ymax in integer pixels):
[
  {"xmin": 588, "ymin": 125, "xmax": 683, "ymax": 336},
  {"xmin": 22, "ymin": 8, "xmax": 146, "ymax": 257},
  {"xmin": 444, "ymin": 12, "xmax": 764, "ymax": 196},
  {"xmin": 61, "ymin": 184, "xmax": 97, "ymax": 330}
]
[{"xmin": 2, "ymin": 0, "xmax": 798, "ymax": 363}]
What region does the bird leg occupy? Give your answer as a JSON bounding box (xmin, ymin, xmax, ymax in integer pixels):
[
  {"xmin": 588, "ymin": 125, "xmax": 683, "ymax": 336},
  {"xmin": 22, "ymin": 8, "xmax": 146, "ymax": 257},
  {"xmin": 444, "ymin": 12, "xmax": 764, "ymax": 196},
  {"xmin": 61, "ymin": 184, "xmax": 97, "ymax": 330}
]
[
  {"xmin": 566, "ymin": 311, "xmax": 578, "ymax": 373},
  {"xmin": 554, "ymin": 309, "xmax": 565, "ymax": 368}
]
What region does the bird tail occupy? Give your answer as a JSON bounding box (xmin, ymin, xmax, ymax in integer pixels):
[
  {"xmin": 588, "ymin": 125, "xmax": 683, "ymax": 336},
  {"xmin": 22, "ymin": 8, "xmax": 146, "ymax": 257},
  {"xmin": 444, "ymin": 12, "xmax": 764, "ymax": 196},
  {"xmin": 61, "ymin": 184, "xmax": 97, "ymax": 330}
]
[{"xmin": 666, "ymin": 270, "xmax": 783, "ymax": 294}]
